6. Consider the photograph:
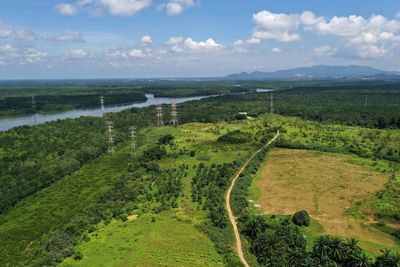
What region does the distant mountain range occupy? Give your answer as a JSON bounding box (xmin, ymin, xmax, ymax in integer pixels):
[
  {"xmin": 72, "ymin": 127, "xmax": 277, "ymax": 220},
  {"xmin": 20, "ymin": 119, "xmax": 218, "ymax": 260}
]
[{"xmin": 224, "ymin": 65, "xmax": 400, "ymax": 81}]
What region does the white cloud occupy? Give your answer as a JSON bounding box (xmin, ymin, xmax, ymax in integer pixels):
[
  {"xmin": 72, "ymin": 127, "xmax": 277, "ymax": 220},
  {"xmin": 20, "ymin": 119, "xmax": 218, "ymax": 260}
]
[
  {"xmin": 0, "ymin": 22, "xmax": 12, "ymax": 38},
  {"xmin": 26, "ymin": 48, "xmax": 47, "ymax": 63},
  {"xmin": 15, "ymin": 29, "xmax": 40, "ymax": 41},
  {"xmin": 183, "ymin": 37, "xmax": 224, "ymax": 51},
  {"xmin": 166, "ymin": 36, "xmax": 184, "ymax": 45},
  {"xmin": 104, "ymin": 49, "xmax": 129, "ymax": 58},
  {"xmin": 129, "ymin": 48, "xmax": 144, "ymax": 57},
  {"xmin": 166, "ymin": 36, "xmax": 223, "ymax": 52},
  {"xmin": 312, "ymin": 45, "xmax": 335, "ymax": 57},
  {"xmin": 165, "ymin": 0, "xmax": 195, "ymax": 16},
  {"xmin": 46, "ymin": 32, "xmax": 86, "ymax": 42},
  {"xmin": 233, "ymin": 37, "xmax": 261, "ymax": 53},
  {"xmin": 247, "ymin": 10, "xmax": 400, "ymax": 58},
  {"xmin": 253, "ymin": 10, "xmax": 299, "ymax": 31},
  {"xmin": 100, "ymin": 0, "xmax": 152, "ymax": 16},
  {"xmin": 140, "ymin": 35, "xmax": 152, "ymax": 45},
  {"xmin": 252, "ymin": 30, "xmax": 300, "ymax": 42},
  {"xmin": 0, "ymin": 45, "xmax": 47, "ymax": 64},
  {"xmin": 251, "ymin": 11, "xmax": 301, "ymax": 42},
  {"xmin": 65, "ymin": 49, "xmax": 89, "ymax": 58},
  {"xmin": 0, "ymin": 60, "xmax": 5, "ymax": 66},
  {"xmin": 55, "ymin": 3, "xmax": 78, "ymax": 16},
  {"xmin": 271, "ymin": 47, "xmax": 282, "ymax": 53},
  {"xmin": 0, "ymin": 28, "xmax": 12, "ymax": 38},
  {"xmin": 55, "ymin": 0, "xmax": 152, "ymax": 16},
  {"xmin": 0, "ymin": 44, "xmax": 18, "ymax": 53}
]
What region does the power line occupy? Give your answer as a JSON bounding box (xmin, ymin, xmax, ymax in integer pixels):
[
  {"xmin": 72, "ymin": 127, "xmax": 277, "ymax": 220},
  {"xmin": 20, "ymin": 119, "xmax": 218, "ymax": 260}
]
[
  {"xmin": 270, "ymin": 93, "xmax": 274, "ymax": 114},
  {"xmin": 100, "ymin": 96, "xmax": 105, "ymax": 111},
  {"xmin": 106, "ymin": 121, "xmax": 115, "ymax": 154},
  {"xmin": 129, "ymin": 126, "xmax": 137, "ymax": 158},
  {"xmin": 169, "ymin": 102, "xmax": 178, "ymax": 126},
  {"xmin": 156, "ymin": 104, "xmax": 164, "ymax": 126}
]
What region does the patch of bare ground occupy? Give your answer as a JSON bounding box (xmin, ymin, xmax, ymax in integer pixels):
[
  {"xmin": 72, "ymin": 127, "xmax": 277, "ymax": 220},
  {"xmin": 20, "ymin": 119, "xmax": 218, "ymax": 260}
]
[{"xmin": 256, "ymin": 148, "xmax": 399, "ymax": 253}]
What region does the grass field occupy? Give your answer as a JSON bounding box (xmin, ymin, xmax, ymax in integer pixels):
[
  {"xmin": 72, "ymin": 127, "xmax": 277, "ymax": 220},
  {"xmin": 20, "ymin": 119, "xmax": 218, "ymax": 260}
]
[
  {"xmin": 251, "ymin": 148, "xmax": 400, "ymax": 255},
  {"xmin": 60, "ymin": 211, "xmax": 224, "ymax": 267}
]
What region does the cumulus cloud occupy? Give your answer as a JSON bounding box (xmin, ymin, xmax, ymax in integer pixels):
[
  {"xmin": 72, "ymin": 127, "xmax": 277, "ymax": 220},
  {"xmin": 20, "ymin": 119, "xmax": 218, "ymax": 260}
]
[
  {"xmin": 129, "ymin": 48, "xmax": 144, "ymax": 57},
  {"xmin": 100, "ymin": 0, "xmax": 152, "ymax": 15},
  {"xmin": 271, "ymin": 47, "xmax": 282, "ymax": 53},
  {"xmin": 165, "ymin": 0, "xmax": 195, "ymax": 16},
  {"xmin": 56, "ymin": 0, "xmax": 152, "ymax": 16},
  {"xmin": 15, "ymin": 29, "xmax": 40, "ymax": 41},
  {"xmin": 0, "ymin": 22, "xmax": 12, "ymax": 38},
  {"xmin": 183, "ymin": 37, "xmax": 223, "ymax": 51},
  {"xmin": 166, "ymin": 36, "xmax": 184, "ymax": 45},
  {"xmin": 251, "ymin": 10, "xmax": 301, "ymax": 42},
  {"xmin": 140, "ymin": 35, "xmax": 152, "ymax": 45},
  {"xmin": 65, "ymin": 49, "xmax": 90, "ymax": 58},
  {"xmin": 46, "ymin": 32, "xmax": 86, "ymax": 42},
  {"xmin": 0, "ymin": 44, "xmax": 18, "ymax": 53},
  {"xmin": 26, "ymin": 48, "xmax": 47, "ymax": 63},
  {"xmin": 247, "ymin": 10, "xmax": 400, "ymax": 58},
  {"xmin": 55, "ymin": 3, "xmax": 78, "ymax": 16},
  {"xmin": 166, "ymin": 36, "xmax": 223, "ymax": 52},
  {"xmin": 104, "ymin": 49, "xmax": 129, "ymax": 59},
  {"xmin": 0, "ymin": 44, "xmax": 45, "ymax": 64},
  {"xmin": 312, "ymin": 45, "xmax": 335, "ymax": 57}
]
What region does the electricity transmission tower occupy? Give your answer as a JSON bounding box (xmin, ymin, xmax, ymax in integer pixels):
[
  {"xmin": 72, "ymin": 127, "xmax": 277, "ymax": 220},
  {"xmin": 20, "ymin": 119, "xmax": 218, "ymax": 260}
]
[
  {"xmin": 270, "ymin": 93, "xmax": 274, "ymax": 114},
  {"xmin": 129, "ymin": 126, "xmax": 137, "ymax": 158},
  {"xmin": 364, "ymin": 95, "xmax": 368, "ymax": 107},
  {"xmin": 31, "ymin": 95, "xmax": 36, "ymax": 111},
  {"xmin": 100, "ymin": 96, "xmax": 105, "ymax": 110},
  {"xmin": 106, "ymin": 121, "xmax": 115, "ymax": 154},
  {"xmin": 156, "ymin": 104, "xmax": 164, "ymax": 126},
  {"xmin": 169, "ymin": 102, "xmax": 178, "ymax": 126}
]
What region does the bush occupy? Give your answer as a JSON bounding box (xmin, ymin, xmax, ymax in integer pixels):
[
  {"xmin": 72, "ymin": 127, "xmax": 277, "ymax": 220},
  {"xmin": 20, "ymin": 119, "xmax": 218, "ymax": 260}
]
[
  {"xmin": 292, "ymin": 210, "xmax": 310, "ymax": 227},
  {"xmin": 158, "ymin": 134, "xmax": 174, "ymax": 145},
  {"xmin": 141, "ymin": 146, "xmax": 166, "ymax": 161},
  {"xmin": 217, "ymin": 130, "xmax": 252, "ymax": 144}
]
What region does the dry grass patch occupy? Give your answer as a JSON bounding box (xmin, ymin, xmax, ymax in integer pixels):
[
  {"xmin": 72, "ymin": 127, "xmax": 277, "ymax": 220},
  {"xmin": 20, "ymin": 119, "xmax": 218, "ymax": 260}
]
[{"xmin": 255, "ymin": 148, "xmax": 399, "ymax": 254}]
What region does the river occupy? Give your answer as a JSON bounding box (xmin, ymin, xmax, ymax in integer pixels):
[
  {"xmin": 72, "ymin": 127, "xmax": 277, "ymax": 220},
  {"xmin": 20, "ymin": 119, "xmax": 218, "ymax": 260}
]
[{"xmin": 0, "ymin": 94, "xmax": 214, "ymax": 132}]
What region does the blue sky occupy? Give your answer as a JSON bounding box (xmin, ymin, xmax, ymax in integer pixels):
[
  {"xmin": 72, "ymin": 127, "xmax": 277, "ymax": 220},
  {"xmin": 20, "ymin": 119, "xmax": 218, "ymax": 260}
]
[{"xmin": 0, "ymin": 0, "xmax": 399, "ymax": 79}]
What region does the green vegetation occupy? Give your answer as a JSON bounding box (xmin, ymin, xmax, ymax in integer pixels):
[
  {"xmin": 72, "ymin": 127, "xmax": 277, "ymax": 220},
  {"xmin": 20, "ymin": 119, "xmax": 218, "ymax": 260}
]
[
  {"xmin": 373, "ymin": 174, "xmax": 400, "ymax": 221},
  {"xmin": 1, "ymin": 81, "xmax": 400, "ymax": 266},
  {"xmin": 292, "ymin": 210, "xmax": 311, "ymax": 227},
  {"xmin": 60, "ymin": 213, "xmax": 225, "ymax": 267},
  {"xmin": 0, "ymin": 117, "xmax": 106, "ymax": 213},
  {"xmin": 217, "ymin": 130, "xmax": 252, "ymax": 144},
  {"xmin": 0, "ymin": 86, "xmax": 146, "ymax": 117}
]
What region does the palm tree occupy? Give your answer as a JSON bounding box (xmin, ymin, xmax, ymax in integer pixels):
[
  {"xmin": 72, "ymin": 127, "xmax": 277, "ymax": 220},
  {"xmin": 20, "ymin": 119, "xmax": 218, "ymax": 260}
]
[
  {"xmin": 351, "ymin": 252, "xmax": 372, "ymax": 267},
  {"xmin": 328, "ymin": 237, "xmax": 345, "ymax": 262},
  {"xmin": 313, "ymin": 236, "xmax": 331, "ymax": 259}
]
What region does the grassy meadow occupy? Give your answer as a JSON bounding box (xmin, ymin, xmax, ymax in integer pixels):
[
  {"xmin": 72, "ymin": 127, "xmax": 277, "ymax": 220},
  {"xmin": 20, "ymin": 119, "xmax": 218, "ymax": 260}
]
[{"xmin": 250, "ymin": 148, "xmax": 400, "ymax": 255}]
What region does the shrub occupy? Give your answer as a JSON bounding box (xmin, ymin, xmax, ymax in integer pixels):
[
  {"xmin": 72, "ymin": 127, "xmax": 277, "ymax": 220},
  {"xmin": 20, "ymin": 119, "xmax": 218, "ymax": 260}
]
[
  {"xmin": 292, "ymin": 210, "xmax": 310, "ymax": 227},
  {"xmin": 217, "ymin": 130, "xmax": 252, "ymax": 144},
  {"xmin": 158, "ymin": 134, "xmax": 174, "ymax": 145}
]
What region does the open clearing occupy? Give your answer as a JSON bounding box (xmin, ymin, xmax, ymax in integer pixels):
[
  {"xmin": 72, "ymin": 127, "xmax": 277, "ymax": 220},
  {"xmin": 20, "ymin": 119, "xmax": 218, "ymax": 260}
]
[
  {"xmin": 60, "ymin": 212, "xmax": 224, "ymax": 267},
  {"xmin": 253, "ymin": 148, "xmax": 399, "ymax": 255}
]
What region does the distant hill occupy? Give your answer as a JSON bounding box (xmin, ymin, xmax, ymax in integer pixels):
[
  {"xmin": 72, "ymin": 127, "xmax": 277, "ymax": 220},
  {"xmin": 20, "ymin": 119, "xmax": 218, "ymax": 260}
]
[{"xmin": 224, "ymin": 65, "xmax": 400, "ymax": 80}]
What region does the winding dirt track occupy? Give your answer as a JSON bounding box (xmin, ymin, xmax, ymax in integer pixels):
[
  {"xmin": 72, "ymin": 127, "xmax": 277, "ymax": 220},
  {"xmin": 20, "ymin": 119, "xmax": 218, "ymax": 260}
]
[{"xmin": 225, "ymin": 131, "xmax": 280, "ymax": 267}]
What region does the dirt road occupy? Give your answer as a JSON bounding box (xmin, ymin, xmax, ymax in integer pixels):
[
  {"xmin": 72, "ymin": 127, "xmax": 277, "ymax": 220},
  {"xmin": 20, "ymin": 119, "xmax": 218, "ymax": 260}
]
[{"xmin": 225, "ymin": 131, "xmax": 280, "ymax": 267}]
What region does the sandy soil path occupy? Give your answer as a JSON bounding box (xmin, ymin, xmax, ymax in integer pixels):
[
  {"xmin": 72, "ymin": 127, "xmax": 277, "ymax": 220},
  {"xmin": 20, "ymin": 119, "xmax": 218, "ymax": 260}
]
[{"xmin": 225, "ymin": 131, "xmax": 280, "ymax": 267}]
